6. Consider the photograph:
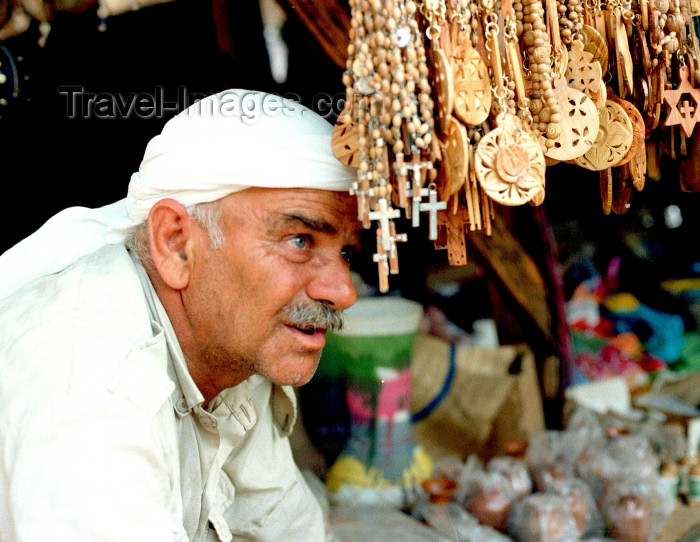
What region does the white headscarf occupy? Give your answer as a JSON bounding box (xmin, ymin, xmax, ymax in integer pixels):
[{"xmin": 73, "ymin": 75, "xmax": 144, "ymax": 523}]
[{"xmin": 0, "ymin": 89, "xmax": 356, "ymax": 300}]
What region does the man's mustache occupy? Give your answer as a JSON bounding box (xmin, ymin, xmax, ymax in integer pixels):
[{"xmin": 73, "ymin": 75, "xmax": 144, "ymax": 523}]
[{"xmin": 282, "ymin": 301, "xmax": 344, "ymax": 332}]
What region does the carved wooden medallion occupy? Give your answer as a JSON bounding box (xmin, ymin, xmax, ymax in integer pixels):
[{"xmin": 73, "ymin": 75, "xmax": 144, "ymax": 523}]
[
  {"xmin": 573, "ymin": 100, "xmax": 634, "ymax": 170},
  {"xmin": 566, "ymin": 39, "xmax": 605, "ymax": 109},
  {"xmin": 607, "ymin": 90, "xmax": 646, "ymax": 167},
  {"xmin": 452, "ymin": 42, "xmax": 491, "ymax": 126},
  {"xmin": 474, "ymin": 114, "xmax": 546, "ymax": 206},
  {"xmin": 580, "ymin": 24, "xmax": 609, "ymax": 76},
  {"xmin": 439, "ymin": 116, "xmax": 468, "ymax": 203},
  {"xmin": 332, "ymin": 103, "xmax": 359, "ymax": 167},
  {"xmin": 544, "ymin": 78, "xmax": 600, "ymax": 161}
]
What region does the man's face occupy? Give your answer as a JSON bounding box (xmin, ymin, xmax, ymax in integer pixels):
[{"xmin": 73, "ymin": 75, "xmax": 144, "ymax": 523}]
[{"xmin": 183, "ymin": 187, "xmax": 361, "ymax": 388}]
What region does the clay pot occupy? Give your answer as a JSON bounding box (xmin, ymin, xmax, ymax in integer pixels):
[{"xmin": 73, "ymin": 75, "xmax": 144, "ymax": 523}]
[{"xmin": 421, "ymin": 476, "xmax": 458, "ymax": 504}]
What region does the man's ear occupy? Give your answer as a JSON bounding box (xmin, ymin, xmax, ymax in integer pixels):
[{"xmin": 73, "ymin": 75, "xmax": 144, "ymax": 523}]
[{"xmin": 147, "ymin": 199, "xmax": 194, "ymax": 290}]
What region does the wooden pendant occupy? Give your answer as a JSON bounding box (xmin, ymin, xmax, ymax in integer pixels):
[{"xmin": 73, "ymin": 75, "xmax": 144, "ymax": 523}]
[
  {"xmin": 580, "ymin": 24, "xmax": 609, "ymax": 76},
  {"xmin": 600, "ymin": 168, "xmax": 613, "ymax": 214},
  {"xmin": 452, "ymin": 41, "xmax": 491, "ymax": 126},
  {"xmin": 474, "ymin": 113, "xmax": 546, "ymax": 206},
  {"xmin": 607, "ymin": 89, "xmax": 646, "ymax": 166},
  {"xmin": 573, "ymin": 100, "xmax": 634, "ymax": 170},
  {"xmin": 529, "ymin": 186, "xmax": 546, "ymax": 206},
  {"xmin": 439, "ymin": 116, "xmax": 468, "ymax": 204},
  {"xmin": 679, "ymin": 130, "xmax": 700, "ymax": 191},
  {"xmin": 332, "ymin": 103, "xmax": 359, "ymax": 167},
  {"xmin": 664, "ymin": 65, "xmax": 700, "ymax": 138},
  {"xmin": 436, "ymin": 207, "xmax": 470, "ymax": 265},
  {"xmin": 612, "ymin": 166, "xmax": 633, "ymax": 214},
  {"xmin": 628, "ymin": 142, "xmax": 647, "ymax": 190},
  {"xmin": 433, "ymin": 48, "xmax": 455, "ymax": 131},
  {"xmin": 566, "ymin": 39, "xmax": 606, "ymax": 109},
  {"xmin": 544, "ymin": 78, "xmax": 600, "ymax": 161},
  {"xmin": 647, "ymin": 61, "xmax": 667, "ymax": 133},
  {"xmin": 614, "ymin": 9, "xmax": 634, "ymax": 96}
]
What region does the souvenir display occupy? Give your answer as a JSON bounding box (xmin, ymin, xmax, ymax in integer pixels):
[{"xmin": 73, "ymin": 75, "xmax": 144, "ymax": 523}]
[{"xmin": 333, "ymin": 0, "xmax": 700, "ymax": 290}]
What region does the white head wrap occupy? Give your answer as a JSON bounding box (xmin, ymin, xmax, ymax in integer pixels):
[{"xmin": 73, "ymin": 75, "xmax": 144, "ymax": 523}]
[{"xmin": 0, "ymin": 89, "xmax": 356, "ymax": 300}]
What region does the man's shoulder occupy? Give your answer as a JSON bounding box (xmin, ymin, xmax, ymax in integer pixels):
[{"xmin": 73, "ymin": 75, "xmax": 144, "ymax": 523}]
[{"xmin": 0, "ymin": 244, "xmax": 158, "ymax": 394}]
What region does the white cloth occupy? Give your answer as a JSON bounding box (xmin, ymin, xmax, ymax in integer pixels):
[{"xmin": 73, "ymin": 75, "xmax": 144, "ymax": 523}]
[
  {"xmin": 0, "ymin": 89, "xmax": 355, "ymax": 301},
  {"xmin": 0, "ymin": 244, "xmax": 326, "ymax": 541}
]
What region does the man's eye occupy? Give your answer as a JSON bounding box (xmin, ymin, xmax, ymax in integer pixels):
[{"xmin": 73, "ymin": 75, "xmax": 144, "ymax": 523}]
[{"xmin": 290, "ymin": 235, "xmax": 309, "ymax": 250}]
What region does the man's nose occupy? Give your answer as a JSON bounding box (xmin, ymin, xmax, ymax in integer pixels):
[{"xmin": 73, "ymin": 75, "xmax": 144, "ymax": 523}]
[{"xmin": 306, "ymin": 256, "xmax": 357, "ymax": 311}]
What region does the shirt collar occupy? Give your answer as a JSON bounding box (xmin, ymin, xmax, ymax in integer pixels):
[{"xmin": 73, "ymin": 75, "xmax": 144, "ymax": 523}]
[{"xmin": 131, "ymin": 252, "xmax": 205, "ymax": 413}]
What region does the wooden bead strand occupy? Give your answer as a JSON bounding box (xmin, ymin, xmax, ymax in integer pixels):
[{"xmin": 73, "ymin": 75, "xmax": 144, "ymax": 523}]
[{"xmin": 521, "ymin": 0, "xmax": 561, "ymax": 150}]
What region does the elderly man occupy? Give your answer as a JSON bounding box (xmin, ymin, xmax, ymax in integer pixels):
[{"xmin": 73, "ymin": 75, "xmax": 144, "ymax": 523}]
[{"xmin": 0, "ymin": 90, "xmax": 361, "ymax": 541}]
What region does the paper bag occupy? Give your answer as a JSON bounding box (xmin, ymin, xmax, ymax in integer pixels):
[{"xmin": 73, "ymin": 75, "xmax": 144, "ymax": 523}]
[{"xmin": 410, "ymin": 334, "xmax": 545, "ymax": 462}]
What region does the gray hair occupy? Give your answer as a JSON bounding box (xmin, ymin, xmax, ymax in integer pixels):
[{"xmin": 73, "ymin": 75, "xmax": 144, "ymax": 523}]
[{"xmin": 124, "ymin": 200, "xmax": 225, "ymax": 266}]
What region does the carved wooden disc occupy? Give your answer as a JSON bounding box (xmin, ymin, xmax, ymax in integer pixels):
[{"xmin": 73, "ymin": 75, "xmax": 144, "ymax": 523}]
[
  {"xmin": 439, "ymin": 116, "xmax": 468, "ymax": 200},
  {"xmin": 566, "ymin": 39, "xmax": 605, "ymax": 109},
  {"xmin": 474, "ymin": 114, "xmax": 546, "ymax": 206},
  {"xmin": 573, "ymin": 100, "xmax": 634, "ymax": 170},
  {"xmin": 544, "ymin": 78, "xmax": 600, "ymax": 161},
  {"xmin": 581, "ymin": 24, "xmax": 609, "ymax": 76},
  {"xmin": 452, "ymin": 44, "xmax": 491, "ymax": 126},
  {"xmin": 629, "ymin": 143, "xmax": 647, "ymax": 190},
  {"xmin": 332, "ymin": 105, "xmax": 359, "ymax": 167},
  {"xmin": 607, "ymin": 90, "xmax": 646, "ymax": 166},
  {"xmin": 433, "ymin": 48, "xmax": 455, "ymax": 130}
]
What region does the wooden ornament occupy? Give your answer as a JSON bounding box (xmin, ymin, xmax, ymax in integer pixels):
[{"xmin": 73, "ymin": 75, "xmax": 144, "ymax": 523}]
[
  {"xmin": 573, "ymin": 100, "xmax": 634, "ymax": 170},
  {"xmin": 580, "ymin": 24, "xmax": 609, "ymax": 76},
  {"xmin": 452, "ymin": 41, "xmax": 492, "ymax": 126},
  {"xmin": 566, "ymin": 39, "xmax": 606, "ymax": 109},
  {"xmin": 614, "ymin": 8, "xmax": 634, "ymax": 96},
  {"xmin": 436, "ymin": 207, "xmax": 470, "ymax": 265},
  {"xmin": 433, "ymin": 48, "xmax": 455, "ymax": 131},
  {"xmin": 544, "ymin": 78, "xmax": 600, "ymax": 161},
  {"xmin": 474, "ymin": 113, "xmax": 546, "ymax": 206},
  {"xmin": 664, "ymin": 65, "xmax": 700, "ymax": 138},
  {"xmin": 529, "ymin": 187, "xmax": 546, "ymax": 206},
  {"xmin": 600, "ymin": 168, "xmax": 613, "ymax": 214},
  {"xmin": 332, "ymin": 104, "xmax": 359, "ymax": 167},
  {"xmin": 612, "ymin": 166, "xmax": 633, "ymax": 214},
  {"xmin": 629, "ymin": 142, "xmax": 648, "ymax": 190},
  {"xmin": 647, "ymin": 62, "xmax": 667, "ymax": 133},
  {"xmin": 439, "ymin": 116, "xmax": 469, "ymax": 203},
  {"xmin": 607, "ymin": 89, "xmax": 646, "ymax": 167}
]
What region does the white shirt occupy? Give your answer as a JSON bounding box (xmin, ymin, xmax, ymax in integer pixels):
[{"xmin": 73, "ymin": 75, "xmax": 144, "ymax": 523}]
[{"xmin": 0, "ymin": 244, "xmax": 325, "ymax": 541}]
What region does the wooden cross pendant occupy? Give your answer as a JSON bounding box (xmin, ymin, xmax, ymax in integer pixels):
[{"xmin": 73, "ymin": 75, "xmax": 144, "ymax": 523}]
[
  {"xmin": 404, "ymin": 154, "xmax": 433, "ymax": 221},
  {"xmin": 394, "ymin": 152, "xmax": 410, "ymax": 209},
  {"xmin": 350, "ymin": 176, "xmax": 373, "ymax": 228},
  {"xmin": 419, "ymin": 186, "xmax": 448, "ymax": 240},
  {"xmin": 437, "ymin": 207, "xmax": 470, "ymax": 265},
  {"xmin": 372, "ymin": 224, "xmax": 407, "ymax": 293},
  {"xmin": 368, "ymin": 197, "xmax": 401, "ymax": 252},
  {"xmin": 372, "ymin": 232, "xmax": 390, "ymax": 293}
]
